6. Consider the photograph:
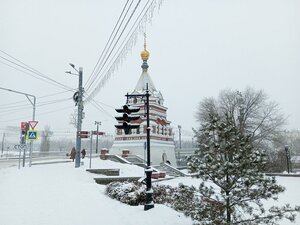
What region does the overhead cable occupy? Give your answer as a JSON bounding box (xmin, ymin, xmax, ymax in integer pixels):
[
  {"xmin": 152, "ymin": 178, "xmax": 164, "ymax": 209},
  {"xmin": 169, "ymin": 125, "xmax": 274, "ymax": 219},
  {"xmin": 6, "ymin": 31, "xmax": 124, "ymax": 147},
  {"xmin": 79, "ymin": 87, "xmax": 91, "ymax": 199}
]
[
  {"xmin": 85, "ymin": 0, "xmax": 131, "ymax": 89},
  {"xmin": 0, "ymin": 49, "xmax": 74, "ymax": 91},
  {"xmin": 85, "ymin": 0, "xmax": 163, "ymax": 104},
  {"xmin": 86, "ymin": 0, "xmax": 142, "ymax": 93}
]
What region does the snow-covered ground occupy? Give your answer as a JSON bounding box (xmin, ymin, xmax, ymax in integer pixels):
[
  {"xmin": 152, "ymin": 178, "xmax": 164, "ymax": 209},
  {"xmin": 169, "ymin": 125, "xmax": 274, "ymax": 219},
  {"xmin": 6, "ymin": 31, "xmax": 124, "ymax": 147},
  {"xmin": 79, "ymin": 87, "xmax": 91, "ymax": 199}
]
[{"xmin": 0, "ymin": 158, "xmax": 299, "ymax": 225}]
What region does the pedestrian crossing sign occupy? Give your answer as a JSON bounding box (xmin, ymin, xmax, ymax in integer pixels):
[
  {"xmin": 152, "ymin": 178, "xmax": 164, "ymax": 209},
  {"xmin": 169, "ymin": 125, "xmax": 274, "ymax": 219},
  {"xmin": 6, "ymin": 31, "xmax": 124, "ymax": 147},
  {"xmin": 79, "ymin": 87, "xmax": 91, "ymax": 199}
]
[{"xmin": 26, "ymin": 130, "xmax": 38, "ymax": 140}]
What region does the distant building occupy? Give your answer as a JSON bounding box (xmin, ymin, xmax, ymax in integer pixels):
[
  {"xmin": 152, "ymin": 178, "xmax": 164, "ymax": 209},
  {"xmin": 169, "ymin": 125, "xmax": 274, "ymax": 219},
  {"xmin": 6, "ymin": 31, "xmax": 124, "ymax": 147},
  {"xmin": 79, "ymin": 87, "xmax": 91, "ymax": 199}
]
[{"xmin": 110, "ymin": 38, "xmax": 177, "ymax": 166}]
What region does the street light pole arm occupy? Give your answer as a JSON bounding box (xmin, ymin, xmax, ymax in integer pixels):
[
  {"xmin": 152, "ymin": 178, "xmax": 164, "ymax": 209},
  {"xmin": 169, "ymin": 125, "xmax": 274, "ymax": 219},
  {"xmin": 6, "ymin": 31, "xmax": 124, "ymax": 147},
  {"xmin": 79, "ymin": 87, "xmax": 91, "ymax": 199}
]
[{"xmin": 0, "ymin": 87, "xmax": 36, "ymax": 120}]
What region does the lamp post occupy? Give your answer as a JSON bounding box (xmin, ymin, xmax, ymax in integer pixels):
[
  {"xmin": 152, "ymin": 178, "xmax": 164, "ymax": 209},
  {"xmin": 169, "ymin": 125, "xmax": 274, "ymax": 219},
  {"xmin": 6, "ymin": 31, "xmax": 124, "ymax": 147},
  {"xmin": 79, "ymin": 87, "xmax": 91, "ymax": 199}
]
[
  {"xmin": 124, "ymin": 83, "xmax": 153, "ymax": 210},
  {"xmin": 177, "ymin": 125, "xmax": 182, "ymax": 166},
  {"xmin": 178, "ymin": 125, "xmax": 182, "ymax": 149},
  {"xmin": 95, "ymin": 121, "xmax": 101, "ymax": 154},
  {"xmin": 284, "ymin": 145, "xmax": 290, "ymax": 174},
  {"xmin": 66, "ymin": 64, "xmax": 83, "ymax": 168}
]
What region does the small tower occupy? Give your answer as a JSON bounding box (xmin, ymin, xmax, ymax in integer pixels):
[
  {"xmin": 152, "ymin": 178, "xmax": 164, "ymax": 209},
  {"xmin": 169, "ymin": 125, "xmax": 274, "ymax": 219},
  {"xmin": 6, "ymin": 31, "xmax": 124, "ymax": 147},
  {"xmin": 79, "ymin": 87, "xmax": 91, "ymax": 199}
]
[{"xmin": 110, "ymin": 35, "xmax": 177, "ymax": 166}]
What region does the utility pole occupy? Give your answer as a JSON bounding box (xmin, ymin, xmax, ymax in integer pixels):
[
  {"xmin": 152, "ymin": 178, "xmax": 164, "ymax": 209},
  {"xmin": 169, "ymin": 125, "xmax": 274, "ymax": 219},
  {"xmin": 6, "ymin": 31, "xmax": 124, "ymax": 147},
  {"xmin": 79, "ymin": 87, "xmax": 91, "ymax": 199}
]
[
  {"xmin": 1, "ymin": 132, "xmax": 5, "ymax": 157},
  {"xmin": 66, "ymin": 64, "xmax": 84, "ymax": 168},
  {"xmin": 285, "ymin": 145, "xmax": 290, "ymax": 173},
  {"xmin": 177, "ymin": 125, "xmax": 182, "ymax": 166},
  {"xmin": 75, "ymin": 67, "xmax": 83, "ymax": 168},
  {"xmin": 1, "ymin": 133, "xmax": 5, "ymax": 156},
  {"xmin": 95, "ymin": 121, "xmax": 101, "ymax": 154},
  {"xmin": 178, "ymin": 125, "xmax": 182, "ymax": 149},
  {"xmin": 89, "ymin": 130, "xmax": 93, "ymax": 169}
]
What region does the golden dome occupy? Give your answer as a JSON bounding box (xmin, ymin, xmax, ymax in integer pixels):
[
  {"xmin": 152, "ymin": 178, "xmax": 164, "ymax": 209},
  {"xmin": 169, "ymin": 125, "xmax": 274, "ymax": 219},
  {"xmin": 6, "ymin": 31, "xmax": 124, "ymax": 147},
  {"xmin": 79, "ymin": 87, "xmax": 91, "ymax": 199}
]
[
  {"xmin": 141, "ymin": 32, "xmax": 149, "ymax": 61},
  {"xmin": 141, "ymin": 49, "xmax": 149, "ymax": 61}
]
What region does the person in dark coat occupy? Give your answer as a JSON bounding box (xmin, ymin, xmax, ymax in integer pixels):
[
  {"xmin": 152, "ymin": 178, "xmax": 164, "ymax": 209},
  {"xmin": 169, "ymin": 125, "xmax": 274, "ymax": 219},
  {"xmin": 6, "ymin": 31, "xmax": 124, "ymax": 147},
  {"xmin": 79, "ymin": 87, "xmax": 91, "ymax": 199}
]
[
  {"xmin": 81, "ymin": 149, "xmax": 86, "ymax": 159},
  {"xmin": 70, "ymin": 147, "xmax": 76, "ymax": 162}
]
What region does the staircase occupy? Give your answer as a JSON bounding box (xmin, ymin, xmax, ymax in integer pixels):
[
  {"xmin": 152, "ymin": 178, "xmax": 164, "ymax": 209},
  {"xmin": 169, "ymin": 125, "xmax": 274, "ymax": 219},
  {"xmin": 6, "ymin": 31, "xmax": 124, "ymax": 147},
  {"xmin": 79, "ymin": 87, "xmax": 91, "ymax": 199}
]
[
  {"xmin": 105, "ymin": 154, "xmax": 187, "ymax": 177},
  {"xmin": 152, "ymin": 163, "xmax": 188, "ymax": 177},
  {"xmin": 125, "ymin": 155, "xmax": 146, "ymax": 168}
]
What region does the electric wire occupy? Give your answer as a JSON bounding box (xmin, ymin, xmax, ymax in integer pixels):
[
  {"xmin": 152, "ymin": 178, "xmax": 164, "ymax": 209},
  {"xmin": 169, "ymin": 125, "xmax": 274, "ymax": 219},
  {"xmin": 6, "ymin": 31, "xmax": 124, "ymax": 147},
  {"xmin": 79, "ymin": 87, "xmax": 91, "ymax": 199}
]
[
  {"xmin": 0, "ymin": 97, "xmax": 71, "ymax": 110},
  {"xmin": 85, "ymin": 0, "xmax": 130, "ymax": 89},
  {"xmin": 0, "ymin": 50, "xmax": 74, "ymax": 91},
  {"xmin": 0, "ymin": 105, "xmax": 74, "ymax": 123},
  {"xmin": 85, "ymin": 0, "xmax": 136, "ymax": 92},
  {"xmin": 84, "ymin": 0, "xmax": 154, "ymax": 103},
  {"xmin": 91, "ymin": 99, "xmax": 116, "ymax": 109},
  {"xmin": 0, "ymin": 90, "xmax": 74, "ymax": 110},
  {"xmin": 85, "ymin": 0, "xmax": 142, "ymax": 93},
  {"xmin": 0, "ymin": 98, "xmax": 72, "ymax": 115},
  {"xmin": 90, "ymin": 100, "xmax": 115, "ymax": 120},
  {"xmin": 0, "ymin": 59, "xmax": 64, "ymax": 89}
]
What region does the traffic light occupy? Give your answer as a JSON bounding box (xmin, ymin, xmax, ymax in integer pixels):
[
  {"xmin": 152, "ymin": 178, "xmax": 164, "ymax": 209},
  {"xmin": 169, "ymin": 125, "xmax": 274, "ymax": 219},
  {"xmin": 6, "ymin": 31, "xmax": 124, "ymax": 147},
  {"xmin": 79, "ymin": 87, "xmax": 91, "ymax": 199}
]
[
  {"xmin": 115, "ymin": 105, "xmax": 140, "ymax": 134},
  {"xmin": 21, "ymin": 122, "xmax": 28, "ymax": 136}
]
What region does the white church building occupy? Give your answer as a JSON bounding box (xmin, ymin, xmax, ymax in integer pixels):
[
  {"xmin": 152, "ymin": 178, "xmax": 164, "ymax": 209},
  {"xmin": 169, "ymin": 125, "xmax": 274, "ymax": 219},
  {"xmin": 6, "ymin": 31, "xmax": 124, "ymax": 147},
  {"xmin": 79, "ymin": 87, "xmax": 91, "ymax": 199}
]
[{"xmin": 109, "ymin": 39, "xmax": 177, "ymax": 166}]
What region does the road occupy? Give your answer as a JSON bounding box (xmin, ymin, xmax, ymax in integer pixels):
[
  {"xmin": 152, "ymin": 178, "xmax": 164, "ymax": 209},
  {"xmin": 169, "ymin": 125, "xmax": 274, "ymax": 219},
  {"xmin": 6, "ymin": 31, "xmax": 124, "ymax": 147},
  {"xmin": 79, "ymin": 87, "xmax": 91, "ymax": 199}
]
[{"xmin": 0, "ymin": 152, "xmax": 69, "ymax": 169}]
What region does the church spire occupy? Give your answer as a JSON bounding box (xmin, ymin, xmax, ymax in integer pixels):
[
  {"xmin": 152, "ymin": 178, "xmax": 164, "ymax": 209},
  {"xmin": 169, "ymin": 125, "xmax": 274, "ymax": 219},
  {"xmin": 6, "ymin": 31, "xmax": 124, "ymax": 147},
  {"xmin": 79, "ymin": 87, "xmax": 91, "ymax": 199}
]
[
  {"xmin": 140, "ymin": 33, "xmax": 149, "ymax": 71},
  {"xmin": 134, "ymin": 34, "xmax": 156, "ymax": 93}
]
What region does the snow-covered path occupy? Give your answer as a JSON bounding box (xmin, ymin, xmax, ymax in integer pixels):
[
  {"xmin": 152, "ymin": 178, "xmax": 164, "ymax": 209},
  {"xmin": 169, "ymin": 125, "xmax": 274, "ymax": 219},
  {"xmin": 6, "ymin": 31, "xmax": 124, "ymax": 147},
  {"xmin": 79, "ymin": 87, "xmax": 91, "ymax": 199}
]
[{"xmin": 0, "ymin": 159, "xmax": 193, "ymax": 225}]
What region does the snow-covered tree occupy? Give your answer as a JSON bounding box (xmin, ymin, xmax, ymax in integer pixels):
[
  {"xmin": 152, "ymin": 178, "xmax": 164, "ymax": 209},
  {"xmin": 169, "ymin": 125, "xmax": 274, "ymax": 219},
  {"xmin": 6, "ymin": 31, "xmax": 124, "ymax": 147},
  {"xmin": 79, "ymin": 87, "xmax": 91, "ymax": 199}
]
[
  {"xmin": 196, "ymin": 88, "xmax": 285, "ymax": 153},
  {"xmin": 40, "ymin": 125, "xmax": 53, "ymax": 152},
  {"xmin": 188, "ymin": 113, "xmax": 299, "ymax": 224}
]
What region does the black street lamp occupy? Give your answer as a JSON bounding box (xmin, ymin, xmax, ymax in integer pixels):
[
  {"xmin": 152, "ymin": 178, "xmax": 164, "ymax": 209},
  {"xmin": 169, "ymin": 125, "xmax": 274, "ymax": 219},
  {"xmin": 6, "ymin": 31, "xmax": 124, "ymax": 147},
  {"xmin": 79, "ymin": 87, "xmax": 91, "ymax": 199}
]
[{"xmin": 122, "ymin": 83, "xmax": 154, "ymax": 210}]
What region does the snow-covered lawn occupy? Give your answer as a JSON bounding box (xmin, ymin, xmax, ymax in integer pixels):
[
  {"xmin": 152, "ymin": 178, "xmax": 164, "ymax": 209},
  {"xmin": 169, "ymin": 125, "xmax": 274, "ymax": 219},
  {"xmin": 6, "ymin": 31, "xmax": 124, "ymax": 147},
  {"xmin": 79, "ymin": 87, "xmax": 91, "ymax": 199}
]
[{"xmin": 0, "ymin": 158, "xmax": 299, "ymax": 225}]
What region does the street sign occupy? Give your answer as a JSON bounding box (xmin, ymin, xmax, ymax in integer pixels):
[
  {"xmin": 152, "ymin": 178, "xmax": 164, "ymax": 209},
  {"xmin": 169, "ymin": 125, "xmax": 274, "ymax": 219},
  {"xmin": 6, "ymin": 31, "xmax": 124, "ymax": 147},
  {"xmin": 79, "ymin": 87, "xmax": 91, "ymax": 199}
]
[
  {"xmin": 28, "ymin": 121, "xmax": 38, "ymax": 129},
  {"xmin": 26, "ymin": 130, "xmax": 38, "ymax": 140},
  {"xmin": 78, "ymin": 131, "xmax": 90, "ymax": 138},
  {"xmin": 92, "ymin": 131, "xmax": 105, "ymax": 135}
]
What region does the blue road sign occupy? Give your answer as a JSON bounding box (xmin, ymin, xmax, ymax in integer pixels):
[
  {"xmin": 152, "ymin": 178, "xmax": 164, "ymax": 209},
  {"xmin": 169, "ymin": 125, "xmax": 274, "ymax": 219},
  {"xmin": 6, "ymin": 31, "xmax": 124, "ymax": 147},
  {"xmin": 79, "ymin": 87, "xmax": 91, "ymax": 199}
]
[{"xmin": 26, "ymin": 130, "xmax": 38, "ymax": 140}]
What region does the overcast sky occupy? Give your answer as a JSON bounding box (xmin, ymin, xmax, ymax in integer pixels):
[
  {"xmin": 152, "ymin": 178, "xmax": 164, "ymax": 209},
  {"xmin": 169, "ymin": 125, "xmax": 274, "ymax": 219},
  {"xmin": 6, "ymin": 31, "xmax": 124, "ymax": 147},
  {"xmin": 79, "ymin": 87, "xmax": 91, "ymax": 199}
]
[{"xmin": 1, "ymin": 0, "xmax": 300, "ymax": 142}]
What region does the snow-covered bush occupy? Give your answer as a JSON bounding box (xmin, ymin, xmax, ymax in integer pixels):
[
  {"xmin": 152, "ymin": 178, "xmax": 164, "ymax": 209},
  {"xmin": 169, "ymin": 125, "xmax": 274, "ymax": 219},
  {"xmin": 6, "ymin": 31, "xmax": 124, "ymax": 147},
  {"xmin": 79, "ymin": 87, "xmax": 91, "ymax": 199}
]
[
  {"xmin": 105, "ymin": 181, "xmax": 200, "ymax": 214},
  {"xmin": 105, "ymin": 181, "xmax": 145, "ymax": 206}
]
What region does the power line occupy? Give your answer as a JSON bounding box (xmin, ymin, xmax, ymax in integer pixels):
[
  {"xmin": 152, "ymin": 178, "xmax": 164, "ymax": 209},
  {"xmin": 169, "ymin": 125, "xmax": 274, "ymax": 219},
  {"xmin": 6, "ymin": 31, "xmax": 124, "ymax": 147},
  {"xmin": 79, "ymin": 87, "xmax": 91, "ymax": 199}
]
[
  {"xmin": 0, "ymin": 59, "xmax": 62, "ymax": 89},
  {"xmin": 0, "ymin": 98, "xmax": 72, "ymax": 117},
  {"xmin": 0, "ymin": 97, "xmax": 71, "ymax": 111},
  {"xmin": 85, "ymin": 0, "xmax": 142, "ymax": 93},
  {"xmin": 0, "ymin": 90, "xmax": 72, "ymax": 113},
  {"xmin": 0, "ymin": 49, "xmax": 74, "ymax": 91},
  {"xmin": 38, "ymin": 90, "xmax": 75, "ymax": 99},
  {"xmin": 85, "ymin": 0, "xmax": 130, "ymax": 89},
  {"xmin": 84, "ymin": 0, "xmax": 160, "ymax": 104},
  {"xmin": 91, "ymin": 99, "xmax": 116, "ymax": 109},
  {"xmin": 89, "ymin": 99, "xmax": 115, "ymax": 120}
]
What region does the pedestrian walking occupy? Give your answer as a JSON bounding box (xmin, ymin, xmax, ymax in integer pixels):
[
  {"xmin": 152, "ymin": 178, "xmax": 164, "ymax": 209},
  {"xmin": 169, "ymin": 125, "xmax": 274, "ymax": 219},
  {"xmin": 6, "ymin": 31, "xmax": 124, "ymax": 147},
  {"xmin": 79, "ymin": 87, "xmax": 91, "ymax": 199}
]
[
  {"xmin": 81, "ymin": 148, "xmax": 86, "ymax": 159},
  {"xmin": 70, "ymin": 147, "xmax": 76, "ymax": 162}
]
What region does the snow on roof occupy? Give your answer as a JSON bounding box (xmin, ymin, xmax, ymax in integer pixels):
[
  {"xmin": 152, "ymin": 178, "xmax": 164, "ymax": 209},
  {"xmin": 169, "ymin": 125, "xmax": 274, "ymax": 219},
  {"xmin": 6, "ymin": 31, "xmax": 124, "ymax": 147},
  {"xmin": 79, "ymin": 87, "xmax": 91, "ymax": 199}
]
[{"xmin": 134, "ymin": 70, "xmax": 157, "ymax": 93}]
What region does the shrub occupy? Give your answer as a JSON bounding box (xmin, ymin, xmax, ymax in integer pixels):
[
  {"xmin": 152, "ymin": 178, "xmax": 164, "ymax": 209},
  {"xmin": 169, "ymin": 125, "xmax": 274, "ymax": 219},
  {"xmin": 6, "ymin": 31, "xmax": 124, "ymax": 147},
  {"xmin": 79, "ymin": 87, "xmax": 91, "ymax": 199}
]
[{"xmin": 105, "ymin": 181, "xmax": 201, "ymax": 217}]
